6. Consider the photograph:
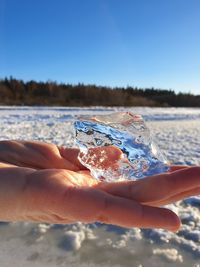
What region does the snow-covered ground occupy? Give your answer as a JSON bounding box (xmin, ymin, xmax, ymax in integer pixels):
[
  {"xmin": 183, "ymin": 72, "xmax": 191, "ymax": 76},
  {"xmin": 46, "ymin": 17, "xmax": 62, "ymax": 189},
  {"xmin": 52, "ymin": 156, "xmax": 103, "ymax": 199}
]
[{"xmin": 0, "ymin": 106, "xmax": 200, "ymax": 267}]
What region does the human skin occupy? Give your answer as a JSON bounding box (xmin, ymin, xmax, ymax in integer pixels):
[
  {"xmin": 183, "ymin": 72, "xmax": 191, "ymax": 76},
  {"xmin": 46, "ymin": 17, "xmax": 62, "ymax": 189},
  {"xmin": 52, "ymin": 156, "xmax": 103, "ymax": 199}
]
[{"xmin": 0, "ymin": 140, "xmax": 199, "ymax": 232}]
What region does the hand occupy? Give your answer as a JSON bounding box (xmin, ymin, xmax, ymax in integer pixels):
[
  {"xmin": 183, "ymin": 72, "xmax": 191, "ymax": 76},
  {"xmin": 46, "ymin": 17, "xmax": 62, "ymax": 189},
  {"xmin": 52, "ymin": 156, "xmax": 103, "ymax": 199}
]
[{"xmin": 0, "ymin": 140, "xmax": 199, "ymax": 232}]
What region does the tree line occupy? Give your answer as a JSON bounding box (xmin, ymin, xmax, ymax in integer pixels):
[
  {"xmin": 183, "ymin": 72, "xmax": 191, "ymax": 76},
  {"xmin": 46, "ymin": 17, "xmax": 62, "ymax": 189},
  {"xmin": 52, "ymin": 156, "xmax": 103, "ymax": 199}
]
[{"xmin": 0, "ymin": 77, "xmax": 199, "ymax": 107}]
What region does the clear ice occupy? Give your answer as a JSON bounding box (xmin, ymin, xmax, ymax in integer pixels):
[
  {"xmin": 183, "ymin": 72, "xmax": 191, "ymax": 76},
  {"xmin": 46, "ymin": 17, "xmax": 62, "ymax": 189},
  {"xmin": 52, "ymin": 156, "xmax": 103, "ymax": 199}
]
[{"xmin": 74, "ymin": 112, "xmax": 169, "ymax": 182}]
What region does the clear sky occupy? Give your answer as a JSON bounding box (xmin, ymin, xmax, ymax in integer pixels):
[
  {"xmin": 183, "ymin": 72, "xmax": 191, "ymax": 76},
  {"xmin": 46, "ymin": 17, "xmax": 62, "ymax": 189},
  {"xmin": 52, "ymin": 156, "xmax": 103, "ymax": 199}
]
[{"xmin": 1, "ymin": 0, "xmax": 200, "ymax": 94}]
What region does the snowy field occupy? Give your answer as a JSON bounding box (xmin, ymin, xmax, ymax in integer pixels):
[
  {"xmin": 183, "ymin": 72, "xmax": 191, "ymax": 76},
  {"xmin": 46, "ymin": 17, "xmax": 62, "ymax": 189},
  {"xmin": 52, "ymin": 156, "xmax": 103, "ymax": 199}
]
[{"xmin": 0, "ymin": 106, "xmax": 200, "ymax": 267}]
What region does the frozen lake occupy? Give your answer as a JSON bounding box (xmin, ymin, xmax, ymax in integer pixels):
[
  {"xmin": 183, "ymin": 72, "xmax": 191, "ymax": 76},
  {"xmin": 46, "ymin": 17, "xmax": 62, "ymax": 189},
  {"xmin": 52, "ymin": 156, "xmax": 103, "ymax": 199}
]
[{"xmin": 0, "ymin": 106, "xmax": 200, "ymax": 267}]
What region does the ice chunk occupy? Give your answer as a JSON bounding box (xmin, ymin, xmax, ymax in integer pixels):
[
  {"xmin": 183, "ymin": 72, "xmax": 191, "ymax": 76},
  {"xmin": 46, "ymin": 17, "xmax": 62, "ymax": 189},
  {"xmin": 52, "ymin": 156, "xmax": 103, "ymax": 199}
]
[{"xmin": 74, "ymin": 112, "xmax": 169, "ymax": 182}]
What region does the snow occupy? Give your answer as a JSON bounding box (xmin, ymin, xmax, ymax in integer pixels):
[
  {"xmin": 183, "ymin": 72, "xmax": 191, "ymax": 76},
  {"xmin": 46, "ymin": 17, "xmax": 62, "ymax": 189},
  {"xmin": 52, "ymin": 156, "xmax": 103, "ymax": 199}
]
[
  {"xmin": 0, "ymin": 106, "xmax": 200, "ymax": 267},
  {"xmin": 153, "ymin": 248, "xmax": 183, "ymax": 263}
]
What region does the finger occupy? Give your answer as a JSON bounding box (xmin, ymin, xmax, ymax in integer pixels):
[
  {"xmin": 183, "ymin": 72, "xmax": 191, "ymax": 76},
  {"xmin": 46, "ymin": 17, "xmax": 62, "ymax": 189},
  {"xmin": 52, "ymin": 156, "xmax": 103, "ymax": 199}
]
[
  {"xmin": 59, "ymin": 145, "xmax": 123, "ymax": 172},
  {"xmin": 61, "ymin": 187, "xmax": 181, "ymax": 231},
  {"xmin": 0, "ymin": 140, "xmax": 58, "ymax": 169},
  {"xmin": 78, "ymin": 145, "xmax": 123, "ymax": 170},
  {"xmin": 169, "ymin": 165, "xmax": 189, "ymax": 172},
  {"xmin": 97, "ymin": 195, "xmax": 181, "ymax": 231},
  {"xmin": 0, "ymin": 140, "xmax": 84, "ymax": 171},
  {"xmin": 97, "ymin": 166, "xmax": 200, "ymax": 205},
  {"xmin": 12, "ymin": 213, "xmax": 75, "ymax": 224},
  {"xmin": 58, "ymin": 146, "xmax": 87, "ymax": 170},
  {"xmin": 148, "ymin": 186, "xmax": 200, "ymax": 206}
]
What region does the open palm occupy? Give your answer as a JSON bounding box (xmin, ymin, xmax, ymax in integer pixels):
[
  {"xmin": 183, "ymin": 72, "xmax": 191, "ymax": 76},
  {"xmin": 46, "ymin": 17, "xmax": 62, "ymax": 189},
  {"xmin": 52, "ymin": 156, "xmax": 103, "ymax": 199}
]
[{"xmin": 0, "ymin": 140, "xmax": 199, "ymax": 232}]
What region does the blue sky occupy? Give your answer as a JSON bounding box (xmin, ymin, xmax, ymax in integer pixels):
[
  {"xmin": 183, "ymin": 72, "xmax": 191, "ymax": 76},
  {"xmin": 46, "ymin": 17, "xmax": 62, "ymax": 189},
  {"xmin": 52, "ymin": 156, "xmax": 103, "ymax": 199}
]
[{"xmin": 1, "ymin": 0, "xmax": 200, "ymax": 94}]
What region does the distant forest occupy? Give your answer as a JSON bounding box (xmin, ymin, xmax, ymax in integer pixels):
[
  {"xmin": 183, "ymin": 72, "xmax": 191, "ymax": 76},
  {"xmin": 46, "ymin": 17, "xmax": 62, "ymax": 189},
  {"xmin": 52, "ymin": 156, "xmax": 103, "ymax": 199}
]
[{"xmin": 0, "ymin": 77, "xmax": 200, "ymax": 107}]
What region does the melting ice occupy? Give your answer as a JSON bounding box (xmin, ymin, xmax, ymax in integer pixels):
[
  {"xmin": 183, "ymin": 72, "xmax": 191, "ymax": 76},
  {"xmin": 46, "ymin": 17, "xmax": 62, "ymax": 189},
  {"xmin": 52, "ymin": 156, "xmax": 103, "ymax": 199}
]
[{"xmin": 74, "ymin": 112, "xmax": 169, "ymax": 181}]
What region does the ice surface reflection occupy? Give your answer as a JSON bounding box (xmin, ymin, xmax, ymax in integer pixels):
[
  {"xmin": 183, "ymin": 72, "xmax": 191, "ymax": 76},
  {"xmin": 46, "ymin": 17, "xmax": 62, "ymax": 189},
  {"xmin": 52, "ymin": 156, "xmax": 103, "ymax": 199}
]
[{"xmin": 74, "ymin": 112, "xmax": 169, "ymax": 181}]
